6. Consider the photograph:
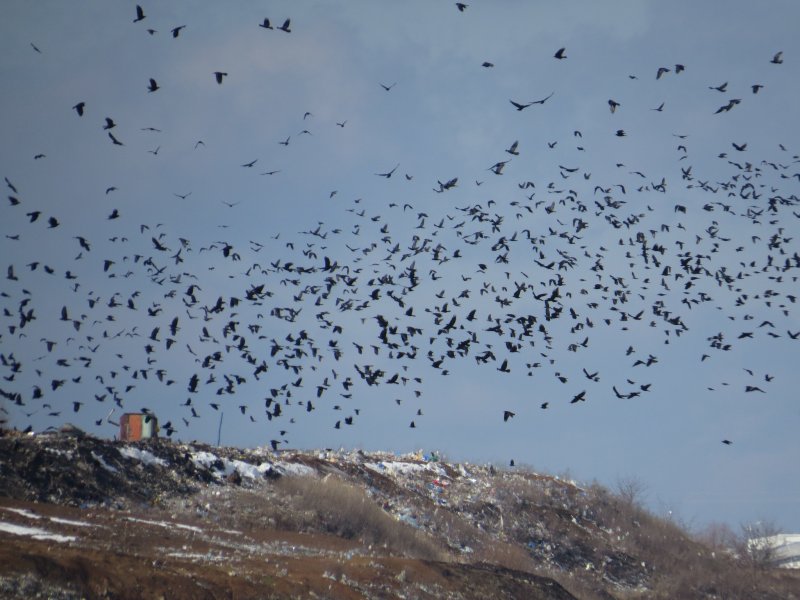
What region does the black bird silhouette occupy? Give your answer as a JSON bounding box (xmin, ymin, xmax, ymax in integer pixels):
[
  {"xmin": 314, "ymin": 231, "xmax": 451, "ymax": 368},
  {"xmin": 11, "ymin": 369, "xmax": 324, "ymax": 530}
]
[
  {"xmin": 133, "ymin": 5, "xmax": 145, "ymax": 23},
  {"xmin": 770, "ymin": 51, "xmax": 783, "ymax": 64},
  {"xmin": 456, "ymin": 2, "xmax": 468, "ymax": 11},
  {"xmin": 214, "ymin": 72, "xmax": 228, "ymax": 84},
  {"xmin": 503, "ymin": 410, "xmax": 515, "ymax": 422},
  {"xmin": 103, "ymin": 117, "xmax": 115, "ymax": 130},
  {"xmin": 72, "ymin": 102, "xmax": 85, "ymax": 116},
  {"xmin": 147, "ymin": 78, "xmax": 159, "ymax": 92},
  {"xmin": 259, "ymin": 18, "xmax": 273, "ymax": 29},
  {"xmin": 722, "ymin": 439, "xmax": 733, "ymax": 445},
  {"xmin": 277, "ymin": 19, "xmax": 291, "ymax": 33},
  {"xmin": 108, "ymin": 132, "xmax": 124, "ymax": 146},
  {"xmin": 554, "ymin": 47, "xmax": 567, "ymax": 59},
  {"xmin": 375, "ymin": 164, "xmax": 399, "ymax": 178},
  {"xmin": 656, "ymin": 66, "xmax": 670, "ymax": 79},
  {"xmin": 510, "ymin": 99, "xmax": 533, "ymax": 111},
  {"xmin": 380, "ymin": 82, "xmax": 396, "ymax": 91},
  {"xmin": 171, "ymin": 25, "xmax": 186, "ymax": 38}
]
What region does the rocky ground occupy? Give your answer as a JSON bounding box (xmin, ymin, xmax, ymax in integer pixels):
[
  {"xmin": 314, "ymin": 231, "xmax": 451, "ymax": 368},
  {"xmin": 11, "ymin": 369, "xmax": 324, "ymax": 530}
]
[{"xmin": 1, "ymin": 427, "xmax": 797, "ymax": 599}]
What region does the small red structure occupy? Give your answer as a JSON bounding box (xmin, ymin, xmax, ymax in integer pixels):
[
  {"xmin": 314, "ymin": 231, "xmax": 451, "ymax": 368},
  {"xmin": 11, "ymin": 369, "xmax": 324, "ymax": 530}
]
[{"xmin": 119, "ymin": 413, "xmax": 158, "ymax": 441}]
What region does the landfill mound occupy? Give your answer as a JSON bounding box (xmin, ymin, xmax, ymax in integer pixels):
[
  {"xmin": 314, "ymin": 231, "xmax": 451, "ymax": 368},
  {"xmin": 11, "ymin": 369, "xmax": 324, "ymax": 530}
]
[{"xmin": 1, "ymin": 428, "xmax": 797, "ymax": 599}]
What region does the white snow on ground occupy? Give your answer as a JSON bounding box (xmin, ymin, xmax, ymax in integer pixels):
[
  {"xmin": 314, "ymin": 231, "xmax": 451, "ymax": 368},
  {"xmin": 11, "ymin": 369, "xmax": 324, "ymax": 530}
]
[
  {"xmin": 365, "ymin": 461, "xmax": 447, "ymax": 478},
  {"xmin": 190, "ymin": 450, "xmax": 313, "ymax": 479},
  {"xmin": 274, "ymin": 461, "xmax": 316, "ymax": 477},
  {"xmin": 2, "ymin": 507, "xmax": 42, "ymax": 519},
  {"xmin": 1, "ymin": 507, "xmax": 93, "ymax": 528},
  {"xmin": 119, "ymin": 446, "xmax": 168, "ymax": 467},
  {"xmin": 125, "ymin": 517, "xmax": 203, "ymax": 533},
  {"xmin": 0, "ymin": 521, "xmax": 76, "ymax": 543},
  {"xmin": 48, "ymin": 516, "xmax": 94, "ymax": 527},
  {"xmin": 92, "ymin": 451, "xmax": 119, "ymax": 473}
]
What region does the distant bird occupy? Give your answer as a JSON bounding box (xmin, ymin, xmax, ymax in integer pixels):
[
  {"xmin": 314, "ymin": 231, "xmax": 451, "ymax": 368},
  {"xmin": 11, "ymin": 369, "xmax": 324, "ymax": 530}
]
[
  {"xmin": 380, "ymin": 82, "xmax": 396, "ymax": 91},
  {"xmin": 72, "ymin": 102, "xmax": 85, "ymax": 116},
  {"xmin": 510, "ymin": 99, "xmax": 533, "ymax": 111},
  {"xmin": 656, "ymin": 66, "xmax": 670, "ymax": 79},
  {"xmin": 675, "ymin": 63, "xmax": 685, "ymax": 73},
  {"xmin": 456, "ymin": 2, "xmax": 468, "ymax": 11},
  {"xmin": 277, "ymin": 18, "xmax": 291, "ymax": 33},
  {"xmin": 103, "ymin": 117, "xmax": 116, "ymax": 130},
  {"xmin": 108, "ymin": 132, "xmax": 124, "ymax": 146},
  {"xmin": 375, "ymin": 164, "xmax": 399, "ymax": 178},
  {"xmin": 652, "ymin": 102, "xmax": 665, "ymax": 112},
  {"xmin": 481, "ymin": 61, "xmax": 494, "ymax": 68},
  {"xmin": 241, "ymin": 159, "xmax": 258, "ymax": 168},
  {"xmin": 608, "ymin": 99, "xmax": 620, "ymax": 113},
  {"xmin": 554, "ymin": 47, "xmax": 567, "ymax": 59},
  {"xmin": 31, "ymin": 42, "xmax": 42, "ymax": 54},
  {"xmin": 722, "ymin": 439, "xmax": 733, "ymax": 445},
  {"xmin": 133, "ymin": 4, "xmax": 145, "ymax": 23},
  {"xmin": 259, "ymin": 18, "xmax": 273, "ymax": 30},
  {"xmin": 214, "ymin": 72, "xmax": 228, "ymax": 84},
  {"xmin": 751, "ymin": 84, "xmax": 764, "ymax": 94},
  {"xmin": 770, "ymin": 51, "xmax": 783, "ymax": 64},
  {"xmin": 616, "ymin": 129, "xmax": 626, "ymax": 137},
  {"xmin": 47, "ymin": 216, "xmax": 59, "ymax": 228},
  {"xmin": 503, "ymin": 410, "xmax": 515, "ymax": 422},
  {"xmin": 505, "ymin": 140, "xmax": 519, "ymax": 155},
  {"xmin": 147, "ymin": 78, "xmax": 159, "ymax": 92},
  {"xmin": 709, "ymin": 81, "xmax": 728, "ymax": 92},
  {"xmin": 171, "ymin": 25, "xmax": 186, "ymax": 38}
]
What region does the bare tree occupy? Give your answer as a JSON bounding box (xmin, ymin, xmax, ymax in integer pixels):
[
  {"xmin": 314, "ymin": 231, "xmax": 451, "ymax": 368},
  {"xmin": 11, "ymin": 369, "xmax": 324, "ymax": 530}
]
[{"xmin": 739, "ymin": 520, "xmax": 782, "ymax": 568}]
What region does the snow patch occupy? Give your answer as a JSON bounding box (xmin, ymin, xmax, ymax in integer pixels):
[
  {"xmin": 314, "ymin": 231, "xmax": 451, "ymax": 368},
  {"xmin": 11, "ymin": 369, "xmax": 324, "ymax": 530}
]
[
  {"xmin": 365, "ymin": 460, "xmax": 446, "ymax": 478},
  {"xmin": 125, "ymin": 517, "xmax": 202, "ymax": 533},
  {"xmin": 2, "ymin": 507, "xmax": 42, "ymax": 519},
  {"xmin": 92, "ymin": 451, "xmax": 119, "ymax": 473},
  {"xmin": 0, "ymin": 521, "xmax": 76, "ymax": 543},
  {"xmin": 119, "ymin": 446, "xmax": 168, "ymax": 467}
]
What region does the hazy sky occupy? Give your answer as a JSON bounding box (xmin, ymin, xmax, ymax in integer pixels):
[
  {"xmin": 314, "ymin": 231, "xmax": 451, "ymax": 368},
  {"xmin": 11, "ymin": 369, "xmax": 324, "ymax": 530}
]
[{"xmin": 2, "ymin": 1, "xmax": 799, "ymax": 532}]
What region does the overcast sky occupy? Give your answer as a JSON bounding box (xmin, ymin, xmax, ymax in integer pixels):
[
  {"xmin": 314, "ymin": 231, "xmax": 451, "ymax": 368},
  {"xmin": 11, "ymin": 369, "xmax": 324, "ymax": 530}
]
[{"xmin": 2, "ymin": 1, "xmax": 799, "ymax": 533}]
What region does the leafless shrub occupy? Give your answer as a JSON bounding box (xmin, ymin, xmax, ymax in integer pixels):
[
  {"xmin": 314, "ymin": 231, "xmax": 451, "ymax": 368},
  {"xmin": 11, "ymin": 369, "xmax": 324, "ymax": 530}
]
[{"xmin": 738, "ymin": 519, "xmax": 782, "ymax": 568}]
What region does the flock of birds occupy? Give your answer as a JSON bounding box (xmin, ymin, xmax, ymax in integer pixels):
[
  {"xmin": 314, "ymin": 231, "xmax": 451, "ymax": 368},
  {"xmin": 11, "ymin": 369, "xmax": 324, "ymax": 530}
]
[{"xmin": 2, "ymin": 4, "xmax": 799, "ymax": 455}]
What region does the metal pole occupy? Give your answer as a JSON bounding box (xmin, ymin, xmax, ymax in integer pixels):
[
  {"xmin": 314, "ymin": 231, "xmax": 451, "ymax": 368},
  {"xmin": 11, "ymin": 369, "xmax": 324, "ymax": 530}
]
[{"xmin": 216, "ymin": 412, "xmax": 223, "ymax": 446}]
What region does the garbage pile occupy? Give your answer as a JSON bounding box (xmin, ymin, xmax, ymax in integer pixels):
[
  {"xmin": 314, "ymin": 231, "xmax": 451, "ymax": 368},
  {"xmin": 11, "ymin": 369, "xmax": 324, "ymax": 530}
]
[{"xmin": 0, "ymin": 427, "xmax": 748, "ymax": 597}]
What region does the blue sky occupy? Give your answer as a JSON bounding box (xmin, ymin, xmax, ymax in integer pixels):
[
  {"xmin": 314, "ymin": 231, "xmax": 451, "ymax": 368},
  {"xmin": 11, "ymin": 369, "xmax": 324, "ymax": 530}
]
[{"xmin": 2, "ymin": 1, "xmax": 799, "ymax": 532}]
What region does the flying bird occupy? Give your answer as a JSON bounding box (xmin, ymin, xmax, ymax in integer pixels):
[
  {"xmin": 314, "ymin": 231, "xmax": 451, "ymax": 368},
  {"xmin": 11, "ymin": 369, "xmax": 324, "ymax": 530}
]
[
  {"xmin": 375, "ymin": 164, "xmax": 399, "ymax": 178},
  {"xmin": 214, "ymin": 72, "xmax": 228, "ymax": 84},
  {"xmin": 770, "ymin": 51, "xmax": 783, "ymax": 64},
  {"xmin": 277, "ymin": 18, "xmax": 291, "ymax": 33},
  {"xmin": 554, "ymin": 47, "xmax": 567, "ymax": 59},
  {"xmin": 259, "ymin": 18, "xmax": 273, "ymax": 29},
  {"xmin": 72, "ymin": 102, "xmax": 85, "ymax": 116},
  {"xmin": 147, "ymin": 78, "xmax": 159, "ymax": 92},
  {"xmin": 133, "ymin": 5, "xmax": 145, "ymax": 23}
]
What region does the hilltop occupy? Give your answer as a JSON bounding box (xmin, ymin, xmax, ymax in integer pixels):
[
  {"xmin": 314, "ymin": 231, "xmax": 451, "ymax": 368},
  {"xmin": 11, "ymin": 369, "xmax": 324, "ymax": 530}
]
[{"xmin": 0, "ymin": 428, "xmax": 797, "ymax": 599}]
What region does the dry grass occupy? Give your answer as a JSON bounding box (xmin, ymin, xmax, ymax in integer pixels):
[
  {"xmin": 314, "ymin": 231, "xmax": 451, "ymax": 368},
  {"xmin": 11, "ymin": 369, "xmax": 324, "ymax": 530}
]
[{"xmin": 275, "ymin": 475, "xmax": 444, "ymax": 560}]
